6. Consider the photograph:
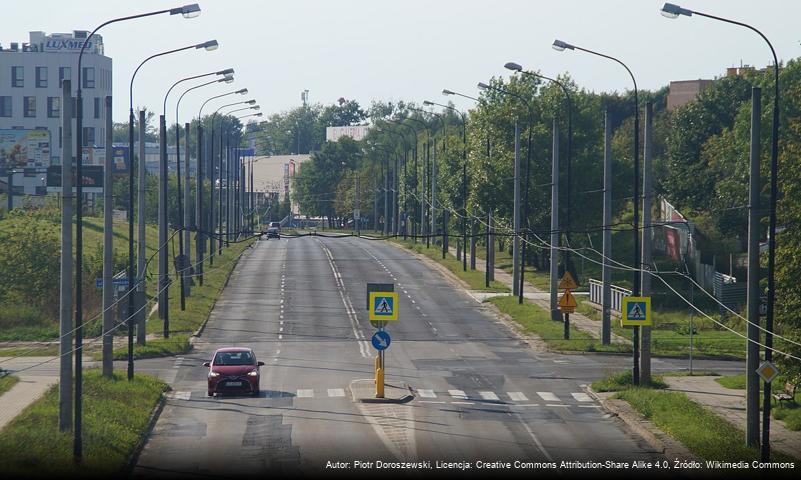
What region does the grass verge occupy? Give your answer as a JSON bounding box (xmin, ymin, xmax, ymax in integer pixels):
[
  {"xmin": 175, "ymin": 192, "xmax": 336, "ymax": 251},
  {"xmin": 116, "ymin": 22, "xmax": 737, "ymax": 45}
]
[
  {"xmin": 390, "ymin": 238, "xmax": 508, "ymax": 292},
  {"xmin": 715, "ymin": 374, "xmax": 800, "ymax": 431},
  {"xmin": 591, "ymin": 370, "xmax": 667, "ymax": 392},
  {"xmin": 488, "ymin": 296, "xmax": 629, "ymax": 353},
  {"xmin": 0, "ymin": 369, "xmax": 167, "ymax": 476},
  {"xmin": 0, "ymin": 373, "xmax": 19, "ymax": 396}
]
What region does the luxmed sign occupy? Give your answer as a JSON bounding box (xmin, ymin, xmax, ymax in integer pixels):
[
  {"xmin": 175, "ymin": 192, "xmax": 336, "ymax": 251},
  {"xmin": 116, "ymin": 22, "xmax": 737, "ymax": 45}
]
[
  {"xmin": 326, "ymin": 125, "xmax": 370, "ymax": 142},
  {"xmin": 43, "ymin": 35, "xmax": 98, "ymax": 53}
]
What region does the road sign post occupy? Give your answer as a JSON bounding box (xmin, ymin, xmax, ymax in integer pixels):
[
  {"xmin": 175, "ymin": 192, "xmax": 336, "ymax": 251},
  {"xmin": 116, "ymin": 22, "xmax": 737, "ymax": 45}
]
[
  {"xmin": 622, "ymin": 297, "xmax": 652, "ymax": 385},
  {"xmin": 558, "ymin": 272, "xmax": 578, "ymax": 339}
]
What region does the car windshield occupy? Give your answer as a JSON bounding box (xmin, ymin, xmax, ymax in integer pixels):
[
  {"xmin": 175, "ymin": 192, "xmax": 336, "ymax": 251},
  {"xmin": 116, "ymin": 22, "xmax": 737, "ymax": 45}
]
[{"xmin": 213, "ymin": 351, "xmax": 254, "ymax": 366}]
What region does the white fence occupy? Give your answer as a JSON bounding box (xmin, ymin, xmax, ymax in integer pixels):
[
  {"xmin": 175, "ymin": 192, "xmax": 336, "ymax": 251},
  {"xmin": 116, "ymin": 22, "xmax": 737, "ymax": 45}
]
[{"xmin": 588, "ymin": 278, "xmax": 631, "ymax": 317}]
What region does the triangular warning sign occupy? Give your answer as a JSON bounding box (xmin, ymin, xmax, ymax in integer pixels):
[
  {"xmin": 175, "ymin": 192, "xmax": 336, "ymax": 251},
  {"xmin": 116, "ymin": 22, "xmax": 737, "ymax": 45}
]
[
  {"xmin": 376, "ymin": 298, "xmax": 392, "ymax": 314},
  {"xmin": 558, "ymin": 290, "xmax": 577, "ymax": 310},
  {"xmin": 558, "ymin": 271, "xmax": 578, "ymax": 290},
  {"xmin": 628, "ymin": 303, "xmax": 645, "ymax": 320}
]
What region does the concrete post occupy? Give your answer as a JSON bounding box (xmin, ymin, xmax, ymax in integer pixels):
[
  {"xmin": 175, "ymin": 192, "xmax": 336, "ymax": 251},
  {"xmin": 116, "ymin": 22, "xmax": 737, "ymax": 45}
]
[
  {"xmin": 102, "ymin": 96, "xmax": 114, "ymax": 378},
  {"xmin": 196, "ymin": 125, "xmax": 204, "ymax": 286},
  {"xmin": 640, "ymin": 101, "xmax": 654, "ymax": 384},
  {"xmin": 512, "ymin": 121, "xmax": 521, "ymax": 296},
  {"xmin": 746, "ymin": 87, "xmax": 762, "ymax": 447},
  {"xmin": 59, "ymin": 80, "xmax": 73, "ymax": 431},
  {"xmin": 602, "ymin": 109, "xmax": 613, "ymax": 345},
  {"xmin": 431, "ymin": 139, "xmax": 437, "ymax": 242},
  {"xmin": 136, "ymin": 110, "xmax": 146, "ymax": 345},
  {"xmin": 158, "ymin": 115, "xmax": 169, "ymax": 336},
  {"xmin": 184, "ymin": 122, "xmax": 191, "ymax": 297},
  {"xmin": 470, "ymin": 220, "xmax": 477, "ymax": 270},
  {"xmin": 550, "ymin": 119, "xmax": 560, "ymax": 320}
]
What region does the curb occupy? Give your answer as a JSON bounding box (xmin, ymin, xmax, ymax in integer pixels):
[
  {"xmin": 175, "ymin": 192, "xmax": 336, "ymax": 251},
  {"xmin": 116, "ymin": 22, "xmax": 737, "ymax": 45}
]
[
  {"xmin": 586, "ymin": 386, "xmax": 700, "ymax": 461},
  {"xmin": 125, "ymin": 387, "xmax": 169, "ymax": 475}
]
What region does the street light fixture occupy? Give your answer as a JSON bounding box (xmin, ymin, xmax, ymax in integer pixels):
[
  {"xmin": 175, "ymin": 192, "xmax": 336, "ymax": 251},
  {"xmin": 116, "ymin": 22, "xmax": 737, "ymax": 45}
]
[
  {"xmin": 553, "ymin": 37, "xmax": 641, "ymax": 383},
  {"xmin": 71, "ymin": 2, "xmax": 201, "ymax": 461},
  {"xmin": 659, "ymin": 3, "xmax": 781, "ymax": 460}
]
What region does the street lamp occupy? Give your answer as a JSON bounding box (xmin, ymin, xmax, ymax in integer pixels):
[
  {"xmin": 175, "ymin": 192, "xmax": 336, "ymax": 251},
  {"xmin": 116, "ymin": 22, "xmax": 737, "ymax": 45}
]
[
  {"xmin": 426, "ymin": 100, "xmax": 469, "ymax": 272},
  {"xmin": 126, "ymin": 38, "xmax": 217, "ymax": 374},
  {"xmin": 505, "ymin": 61, "xmax": 575, "ymax": 279},
  {"xmin": 409, "ymin": 106, "xmax": 446, "ymax": 251},
  {"xmin": 660, "ymin": 3, "xmax": 781, "ymax": 460},
  {"xmin": 553, "ymin": 37, "xmax": 641, "ymax": 381},
  {"xmin": 71, "ymin": 2, "xmax": 201, "ymax": 461}
]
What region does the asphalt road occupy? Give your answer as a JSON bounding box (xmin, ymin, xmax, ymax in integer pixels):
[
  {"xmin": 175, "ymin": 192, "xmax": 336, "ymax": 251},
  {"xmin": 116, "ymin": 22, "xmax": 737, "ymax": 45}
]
[{"xmin": 124, "ymin": 235, "xmax": 741, "ymax": 477}]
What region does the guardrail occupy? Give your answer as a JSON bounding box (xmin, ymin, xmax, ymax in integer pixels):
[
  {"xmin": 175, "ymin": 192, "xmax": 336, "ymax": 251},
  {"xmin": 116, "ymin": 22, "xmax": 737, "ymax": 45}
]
[{"xmin": 588, "ymin": 278, "xmax": 631, "ymax": 316}]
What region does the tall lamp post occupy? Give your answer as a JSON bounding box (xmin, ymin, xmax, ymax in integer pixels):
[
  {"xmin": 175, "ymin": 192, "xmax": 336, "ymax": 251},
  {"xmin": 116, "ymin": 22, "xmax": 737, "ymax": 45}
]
[
  {"xmin": 409, "ymin": 106, "xmax": 446, "ymax": 254},
  {"xmin": 128, "ymin": 39, "xmax": 217, "ymax": 359},
  {"xmin": 505, "ymin": 62, "xmax": 574, "ymax": 279},
  {"xmin": 72, "ymin": 2, "xmax": 201, "ymax": 461},
  {"xmin": 425, "ymin": 100, "xmax": 468, "ymax": 271},
  {"xmin": 660, "ymin": 2, "xmax": 781, "ymax": 460},
  {"xmin": 552, "ymin": 38, "xmax": 641, "ymax": 382},
  {"xmin": 384, "ymin": 118, "xmax": 418, "ymax": 240}
]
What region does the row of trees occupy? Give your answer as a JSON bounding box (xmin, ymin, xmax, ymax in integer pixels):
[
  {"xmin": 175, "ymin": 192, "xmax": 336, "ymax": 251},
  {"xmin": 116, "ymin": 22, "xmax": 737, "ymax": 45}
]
[{"xmin": 282, "ymin": 60, "xmax": 801, "ymax": 379}]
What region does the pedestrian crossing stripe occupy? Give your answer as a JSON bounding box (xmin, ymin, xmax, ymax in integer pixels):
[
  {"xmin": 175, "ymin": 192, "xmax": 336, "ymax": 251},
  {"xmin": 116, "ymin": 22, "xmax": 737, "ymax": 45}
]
[
  {"xmin": 621, "ymin": 296, "xmax": 652, "ymax": 326},
  {"xmin": 369, "ymin": 292, "xmax": 398, "ymax": 321}
]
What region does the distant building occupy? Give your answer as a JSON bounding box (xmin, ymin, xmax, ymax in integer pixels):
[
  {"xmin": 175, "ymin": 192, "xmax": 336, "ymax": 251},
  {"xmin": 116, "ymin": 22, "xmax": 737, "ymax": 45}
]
[{"xmin": 666, "ymin": 79, "xmax": 713, "ymax": 112}]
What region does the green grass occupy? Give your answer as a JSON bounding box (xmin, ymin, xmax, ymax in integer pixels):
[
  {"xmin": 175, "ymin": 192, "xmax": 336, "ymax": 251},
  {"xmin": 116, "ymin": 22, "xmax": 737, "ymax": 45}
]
[
  {"xmin": 715, "ymin": 374, "xmax": 800, "ymax": 431},
  {"xmin": 110, "ymin": 335, "xmax": 190, "ymax": 361},
  {"xmin": 390, "ymin": 238, "xmax": 509, "ymax": 292},
  {"xmin": 491, "ymin": 248, "xmax": 553, "ymax": 291},
  {"xmin": 0, "ymin": 369, "xmax": 167, "ymax": 476},
  {"xmin": 488, "ymin": 296, "xmax": 630, "ymax": 353},
  {"xmin": 618, "ymin": 388, "xmax": 797, "ymax": 462},
  {"xmin": 0, "ymin": 345, "xmax": 61, "ymax": 357},
  {"xmin": 660, "ymin": 370, "xmax": 720, "ymax": 377},
  {"xmin": 0, "ymin": 374, "xmax": 19, "ymax": 396},
  {"xmin": 591, "ymin": 370, "xmax": 667, "ymax": 392}
]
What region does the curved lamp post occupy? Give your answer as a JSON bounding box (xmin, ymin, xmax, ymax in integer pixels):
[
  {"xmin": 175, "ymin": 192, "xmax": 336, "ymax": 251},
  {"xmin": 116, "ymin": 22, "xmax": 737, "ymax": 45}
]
[
  {"xmin": 552, "ymin": 38, "xmax": 641, "ymax": 382},
  {"xmin": 72, "ymin": 2, "xmax": 201, "ymax": 460},
  {"xmin": 661, "ymin": 2, "xmax": 781, "ymax": 459}
]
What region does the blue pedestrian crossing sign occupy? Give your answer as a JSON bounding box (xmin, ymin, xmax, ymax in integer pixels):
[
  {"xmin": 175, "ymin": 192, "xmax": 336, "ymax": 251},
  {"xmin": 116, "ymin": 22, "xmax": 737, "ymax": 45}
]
[
  {"xmin": 369, "ymin": 292, "xmax": 398, "ymax": 321},
  {"xmin": 371, "ymin": 330, "xmax": 391, "ymax": 351},
  {"xmin": 621, "ymin": 297, "xmax": 652, "ymax": 327}
]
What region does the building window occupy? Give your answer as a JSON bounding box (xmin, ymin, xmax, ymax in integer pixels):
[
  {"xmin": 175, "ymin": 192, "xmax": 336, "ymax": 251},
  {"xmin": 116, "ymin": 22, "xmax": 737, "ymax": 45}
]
[
  {"xmin": 23, "ymin": 97, "xmax": 36, "ymax": 117},
  {"xmin": 94, "ymin": 97, "xmax": 101, "ymax": 119},
  {"xmin": 36, "ymin": 66, "xmax": 47, "ymax": 88},
  {"xmin": 12, "ymin": 66, "xmax": 24, "ymax": 87},
  {"xmin": 59, "ymin": 67, "xmax": 71, "ymax": 86},
  {"xmin": 0, "ymin": 97, "xmax": 11, "ymax": 117},
  {"xmin": 82, "ymin": 127, "xmax": 95, "ymax": 147},
  {"xmin": 82, "ymin": 67, "xmax": 95, "ymax": 88},
  {"xmin": 59, "ymin": 127, "xmax": 62, "ymax": 148},
  {"xmin": 47, "ymin": 97, "xmax": 61, "ymax": 118}
]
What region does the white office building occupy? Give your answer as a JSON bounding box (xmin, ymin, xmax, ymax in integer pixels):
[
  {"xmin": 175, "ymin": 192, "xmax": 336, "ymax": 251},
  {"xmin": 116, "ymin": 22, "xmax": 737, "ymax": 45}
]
[{"xmin": 0, "ymin": 30, "xmax": 112, "ymax": 199}]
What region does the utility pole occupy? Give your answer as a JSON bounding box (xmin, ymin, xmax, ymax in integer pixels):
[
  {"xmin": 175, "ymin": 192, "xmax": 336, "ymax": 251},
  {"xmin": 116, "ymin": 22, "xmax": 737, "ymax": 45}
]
[
  {"xmin": 136, "ymin": 110, "xmax": 146, "ymax": 345},
  {"xmin": 58, "ymin": 79, "xmax": 73, "ymax": 431},
  {"xmin": 102, "ymin": 96, "xmax": 114, "ymax": 378},
  {"xmin": 356, "ymin": 174, "xmax": 361, "ymax": 236},
  {"xmin": 550, "ymin": 119, "xmax": 560, "ymax": 320},
  {"xmin": 183, "ymin": 122, "xmax": 191, "ymax": 297},
  {"xmin": 512, "ymin": 121, "xmax": 521, "ymax": 296},
  {"xmin": 746, "ymin": 87, "xmax": 762, "ymax": 447},
  {"xmin": 470, "ymin": 220, "xmax": 477, "ymax": 270},
  {"xmin": 431, "ymin": 139, "xmax": 437, "ymax": 244},
  {"xmin": 158, "ymin": 115, "xmax": 169, "ymax": 337},
  {"xmin": 196, "ymin": 124, "xmax": 204, "ymax": 286},
  {"xmin": 601, "ymin": 109, "xmax": 613, "ymax": 345},
  {"xmin": 383, "ymin": 156, "xmax": 389, "ymax": 236},
  {"xmin": 175, "ymin": 121, "xmax": 186, "ymax": 311},
  {"xmin": 640, "ymin": 101, "xmax": 654, "ymax": 385}
]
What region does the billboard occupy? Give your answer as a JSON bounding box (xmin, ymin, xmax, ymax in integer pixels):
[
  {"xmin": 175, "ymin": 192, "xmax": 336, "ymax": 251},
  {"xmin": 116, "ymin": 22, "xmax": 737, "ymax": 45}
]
[
  {"xmin": 0, "ymin": 129, "xmax": 51, "ymax": 175},
  {"xmin": 46, "ymin": 165, "xmax": 104, "ymax": 194},
  {"xmin": 326, "ymin": 125, "xmax": 370, "ymax": 142}
]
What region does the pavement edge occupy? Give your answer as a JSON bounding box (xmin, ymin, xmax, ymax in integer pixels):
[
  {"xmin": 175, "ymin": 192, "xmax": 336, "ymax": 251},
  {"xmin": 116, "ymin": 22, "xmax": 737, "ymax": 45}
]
[{"xmin": 125, "ymin": 387, "xmax": 170, "ymax": 475}]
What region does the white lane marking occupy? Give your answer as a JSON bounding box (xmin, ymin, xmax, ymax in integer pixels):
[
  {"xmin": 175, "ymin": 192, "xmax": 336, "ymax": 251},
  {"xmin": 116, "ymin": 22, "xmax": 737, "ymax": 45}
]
[
  {"xmin": 279, "ymin": 327, "xmax": 283, "ymax": 332},
  {"xmin": 451, "ymin": 401, "xmax": 474, "ymax": 405},
  {"xmin": 275, "ymin": 350, "xmax": 280, "ymax": 355},
  {"xmin": 547, "ymin": 404, "xmax": 570, "ymax": 407},
  {"xmin": 171, "ymin": 391, "xmax": 191, "ymax": 400},
  {"xmin": 572, "ymin": 392, "xmax": 593, "ymax": 402},
  {"xmin": 448, "ymin": 389, "xmax": 467, "ymax": 400},
  {"xmin": 327, "ymin": 388, "xmax": 346, "ymax": 397},
  {"xmin": 579, "ymin": 405, "xmax": 602, "ymax": 408},
  {"xmin": 508, "ymin": 392, "xmax": 529, "ymax": 402},
  {"xmin": 318, "ymin": 240, "xmax": 370, "ymax": 358},
  {"xmin": 479, "ymin": 391, "xmax": 500, "ymax": 401},
  {"xmin": 420, "ymin": 400, "xmax": 446, "ymax": 404},
  {"xmin": 537, "ymin": 392, "xmax": 560, "ymax": 402},
  {"xmin": 417, "ymin": 389, "xmax": 436, "ymax": 398},
  {"xmin": 296, "ymin": 389, "xmax": 314, "ymax": 398},
  {"xmin": 511, "ymin": 404, "xmax": 540, "ymax": 407},
  {"xmin": 278, "ymin": 334, "xmax": 283, "ymax": 340},
  {"xmin": 513, "ymin": 411, "xmax": 554, "ymax": 462}
]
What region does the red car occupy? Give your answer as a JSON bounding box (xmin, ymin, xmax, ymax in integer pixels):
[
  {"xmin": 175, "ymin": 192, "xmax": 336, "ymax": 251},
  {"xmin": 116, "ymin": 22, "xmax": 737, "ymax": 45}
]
[{"xmin": 203, "ymin": 347, "xmax": 264, "ymax": 397}]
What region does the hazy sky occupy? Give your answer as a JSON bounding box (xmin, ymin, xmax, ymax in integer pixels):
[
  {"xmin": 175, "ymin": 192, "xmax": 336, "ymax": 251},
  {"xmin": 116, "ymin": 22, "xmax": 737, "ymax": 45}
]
[{"xmin": 4, "ymin": 0, "xmax": 798, "ymax": 124}]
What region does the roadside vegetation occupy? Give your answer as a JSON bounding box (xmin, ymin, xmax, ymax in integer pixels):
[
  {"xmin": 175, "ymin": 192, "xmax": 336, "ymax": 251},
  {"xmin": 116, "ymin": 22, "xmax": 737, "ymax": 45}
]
[
  {"xmin": 715, "ymin": 374, "xmax": 801, "ymax": 431},
  {"xmin": 0, "ymin": 369, "xmax": 167, "ymax": 476},
  {"xmin": 0, "ymin": 373, "xmax": 19, "ymax": 396}
]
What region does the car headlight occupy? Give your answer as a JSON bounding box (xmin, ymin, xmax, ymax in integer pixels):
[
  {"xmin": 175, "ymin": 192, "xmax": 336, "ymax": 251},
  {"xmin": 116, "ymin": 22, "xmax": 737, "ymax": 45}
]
[
  {"xmin": 247, "ymin": 370, "xmax": 259, "ymax": 377},
  {"xmin": 208, "ymin": 371, "xmax": 220, "ymax": 378}
]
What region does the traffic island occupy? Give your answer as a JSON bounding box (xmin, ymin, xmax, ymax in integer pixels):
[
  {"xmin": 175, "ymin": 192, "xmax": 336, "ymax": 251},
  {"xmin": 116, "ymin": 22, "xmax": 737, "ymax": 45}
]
[{"xmin": 350, "ymin": 379, "xmax": 414, "ymax": 404}]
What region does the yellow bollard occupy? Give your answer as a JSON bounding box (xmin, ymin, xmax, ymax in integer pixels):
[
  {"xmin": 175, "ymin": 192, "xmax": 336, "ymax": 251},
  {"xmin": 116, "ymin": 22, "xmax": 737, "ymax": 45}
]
[{"xmin": 376, "ymin": 367, "xmax": 385, "ymax": 398}]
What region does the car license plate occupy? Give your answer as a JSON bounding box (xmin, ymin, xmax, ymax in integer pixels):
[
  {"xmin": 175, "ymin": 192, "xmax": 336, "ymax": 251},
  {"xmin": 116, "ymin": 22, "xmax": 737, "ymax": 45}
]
[{"xmin": 227, "ymin": 381, "xmax": 243, "ymax": 387}]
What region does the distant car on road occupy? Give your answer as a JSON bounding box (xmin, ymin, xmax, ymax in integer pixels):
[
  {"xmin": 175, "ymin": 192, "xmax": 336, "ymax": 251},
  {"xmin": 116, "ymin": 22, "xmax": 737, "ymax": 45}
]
[
  {"xmin": 269, "ymin": 221, "xmax": 281, "ymax": 230},
  {"xmin": 266, "ymin": 227, "xmax": 280, "ymax": 239},
  {"xmin": 203, "ymin": 347, "xmax": 264, "ymax": 397}
]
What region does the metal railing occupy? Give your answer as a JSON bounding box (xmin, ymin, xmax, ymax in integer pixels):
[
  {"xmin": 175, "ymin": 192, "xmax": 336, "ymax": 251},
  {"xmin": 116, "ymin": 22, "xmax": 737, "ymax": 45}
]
[{"xmin": 588, "ymin": 278, "xmax": 631, "ymax": 316}]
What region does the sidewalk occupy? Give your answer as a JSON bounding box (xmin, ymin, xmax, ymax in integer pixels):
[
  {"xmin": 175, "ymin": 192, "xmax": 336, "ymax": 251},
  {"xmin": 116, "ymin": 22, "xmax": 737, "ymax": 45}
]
[
  {"xmin": 0, "ymin": 372, "xmax": 56, "ymax": 431},
  {"xmin": 448, "ymin": 245, "xmax": 629, "ymax": 345},
  {"xmin": 664, "ymin": 375, "xmax": 801, "ymax": 459}
]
